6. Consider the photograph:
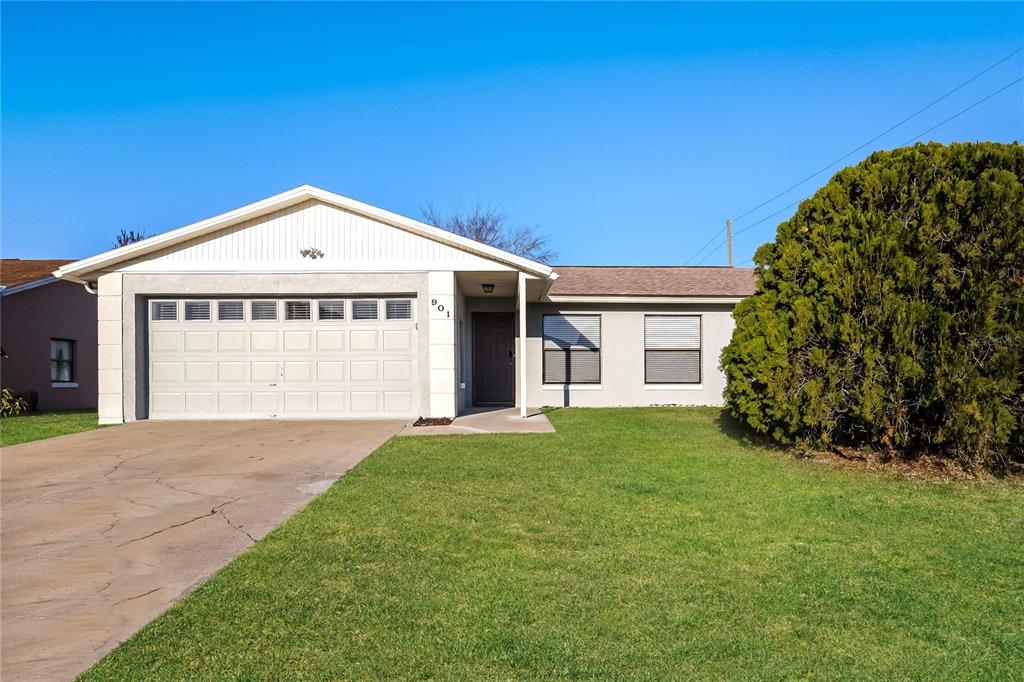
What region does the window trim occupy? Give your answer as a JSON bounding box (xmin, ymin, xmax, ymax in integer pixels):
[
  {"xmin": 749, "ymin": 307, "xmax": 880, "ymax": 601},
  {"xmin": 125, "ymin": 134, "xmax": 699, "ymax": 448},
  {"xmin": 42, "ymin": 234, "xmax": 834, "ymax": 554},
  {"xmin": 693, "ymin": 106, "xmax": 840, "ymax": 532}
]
[
  {"xmin": 542, "ymin": 313, "xmax": 602, "ymax": 385},
  {"xmin": 384, "ymin": 298, "xmax": 414, "ymax": 321},
  {"xmin": 351, "ymin": 299, "xmax": 380, "ymax": 321},
  {"xmin": 250, "ymin": 299, "xmax": 279, "ymax": 322},
  {"xmin": 150, "ymin": 299, "xmax": 178, "ymax": 322},
  {"xmin": 284, "ymin": 299, "xmax": 312, "ymax": 322},
  {"xmin": 49, "ymin": 337, "xmax": 75, "ymax": 384},
  {"xmin": 643, "ymin": 314, "xmax": 702, "ymax": 385},
  {"xmin": 183, "ymin": 300, "xmax": 212, "ymax": 322},
  {"xmin": 217, "ymin": 300, "xmax": 245, "ymax": 322},
  {"xmin": 317, "ymin": 299, "xmax": 346, "ymax": 322}
]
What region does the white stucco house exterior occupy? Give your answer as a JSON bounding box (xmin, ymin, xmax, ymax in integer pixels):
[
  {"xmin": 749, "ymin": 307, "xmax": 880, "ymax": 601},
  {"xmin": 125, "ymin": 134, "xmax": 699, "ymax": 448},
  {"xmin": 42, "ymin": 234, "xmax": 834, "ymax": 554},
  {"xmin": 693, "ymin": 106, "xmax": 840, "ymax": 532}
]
[{"xmin": 54, "ymin": 185, "xmax": 755, "ymax": 425}]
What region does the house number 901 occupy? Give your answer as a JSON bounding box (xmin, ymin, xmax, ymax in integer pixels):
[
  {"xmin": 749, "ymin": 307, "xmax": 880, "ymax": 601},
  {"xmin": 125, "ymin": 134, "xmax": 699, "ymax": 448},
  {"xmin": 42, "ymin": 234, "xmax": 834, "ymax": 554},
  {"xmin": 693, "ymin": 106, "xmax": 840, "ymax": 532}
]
[{"xmin": 430, "ymin": 298, "xmax": 451, "ymax": 318}]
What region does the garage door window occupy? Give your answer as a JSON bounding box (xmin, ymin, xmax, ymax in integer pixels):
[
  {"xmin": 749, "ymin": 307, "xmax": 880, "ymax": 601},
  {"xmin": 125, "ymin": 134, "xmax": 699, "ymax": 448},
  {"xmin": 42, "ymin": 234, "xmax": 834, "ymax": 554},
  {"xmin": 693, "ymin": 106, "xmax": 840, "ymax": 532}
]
[
  {"xmin": 251, "ymin": 300, "xmax": 278, "ymax": 321},
  {"xmin": 184, "ymin": 301, "xmax": 211, "ymax": 321},
  {"xmin": 218, "ymin": 300, "xmax": 244, "ymax": 321},
  {"xmin": 386, "ymin": 299, "xmax": 413, "ymax": 320},
  {"xmin": 285, "ymin": 300, "xmax": 311, "ymax": 321},
  {"xmin": 151, "ymin": 301, "xmax": 177, "ymax": 321},
  {"xmin": 318, "ymin": 300, "xmax": 345, "ymax": 320},
  {"xmin": 352, "ymin": 299, "xmax": 378, "ymax": 320}
]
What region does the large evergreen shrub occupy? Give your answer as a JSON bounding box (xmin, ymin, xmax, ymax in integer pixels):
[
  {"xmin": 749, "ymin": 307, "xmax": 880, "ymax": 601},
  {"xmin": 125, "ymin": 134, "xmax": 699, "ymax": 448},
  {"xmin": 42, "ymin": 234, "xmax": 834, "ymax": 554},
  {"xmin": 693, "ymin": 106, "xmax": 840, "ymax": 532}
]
[{"xmin": 721, "ymin": 142, "xmax": 1023, "ymax": 467}]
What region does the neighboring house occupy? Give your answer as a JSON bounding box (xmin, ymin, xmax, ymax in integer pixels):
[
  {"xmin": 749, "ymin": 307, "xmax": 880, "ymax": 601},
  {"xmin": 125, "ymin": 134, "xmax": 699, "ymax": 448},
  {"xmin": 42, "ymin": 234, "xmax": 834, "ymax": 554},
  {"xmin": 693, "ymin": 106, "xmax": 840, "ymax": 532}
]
[
  {"xmin": 54, "ymin": 186, "xmax": 754, "ymax": 424},
  {"xmin": 1, "ymin": 259, "xmax": 98, "ymax": 410}
]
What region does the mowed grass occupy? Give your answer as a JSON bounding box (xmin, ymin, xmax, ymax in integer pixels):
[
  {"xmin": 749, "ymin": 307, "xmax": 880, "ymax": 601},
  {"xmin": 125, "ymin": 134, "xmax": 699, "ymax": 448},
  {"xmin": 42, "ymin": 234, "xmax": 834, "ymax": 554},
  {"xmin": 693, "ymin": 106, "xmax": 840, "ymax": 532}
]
[
  {"xmin": 82, "ymin": 408, "xmax": 1023, "ymax": 680},
  {"xmin": 0, "ymin": 410, "xmax": 101, "ymax": 447}
]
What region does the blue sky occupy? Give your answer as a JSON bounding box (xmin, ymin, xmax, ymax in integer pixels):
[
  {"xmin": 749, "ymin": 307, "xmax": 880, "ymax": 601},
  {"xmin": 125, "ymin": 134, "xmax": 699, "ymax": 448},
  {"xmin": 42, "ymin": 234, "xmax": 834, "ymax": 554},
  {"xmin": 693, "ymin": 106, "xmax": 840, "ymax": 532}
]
[{"xmin": 2, "ymin": 2, "xmax": 1022, "ymax": 266}]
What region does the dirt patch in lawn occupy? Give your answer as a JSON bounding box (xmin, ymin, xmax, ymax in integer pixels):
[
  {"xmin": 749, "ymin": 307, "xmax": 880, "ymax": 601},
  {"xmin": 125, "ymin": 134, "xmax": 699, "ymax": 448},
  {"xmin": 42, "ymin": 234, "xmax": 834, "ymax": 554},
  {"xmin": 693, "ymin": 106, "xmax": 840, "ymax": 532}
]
[
  {"xmin": 808, "ymin": 446, "xmax": 1024, "ymax": 484},
  {"xmin": 412, "ymin": 417, "xmax": 454, "ymax": 427}
]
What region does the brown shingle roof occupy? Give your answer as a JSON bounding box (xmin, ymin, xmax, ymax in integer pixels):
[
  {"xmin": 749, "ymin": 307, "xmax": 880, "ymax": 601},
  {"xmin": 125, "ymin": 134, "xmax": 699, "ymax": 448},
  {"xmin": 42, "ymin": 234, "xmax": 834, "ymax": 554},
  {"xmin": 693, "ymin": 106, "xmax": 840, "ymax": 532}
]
[
  {"xmin": 1, "ymin": 259, "xmax": 75, "ymax": 288},
  {"xmin": 549, "ymin": 266, "xmax": 756, "ymax": 298}
]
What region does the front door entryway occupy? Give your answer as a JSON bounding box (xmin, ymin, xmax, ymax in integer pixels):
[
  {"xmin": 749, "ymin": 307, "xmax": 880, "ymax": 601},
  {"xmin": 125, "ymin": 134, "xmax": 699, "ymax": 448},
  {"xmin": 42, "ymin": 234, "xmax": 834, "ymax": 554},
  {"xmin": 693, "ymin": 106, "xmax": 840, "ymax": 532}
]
[{"xmin": 472, "ymin": 312, "xmax": 515, "ymax": 405}]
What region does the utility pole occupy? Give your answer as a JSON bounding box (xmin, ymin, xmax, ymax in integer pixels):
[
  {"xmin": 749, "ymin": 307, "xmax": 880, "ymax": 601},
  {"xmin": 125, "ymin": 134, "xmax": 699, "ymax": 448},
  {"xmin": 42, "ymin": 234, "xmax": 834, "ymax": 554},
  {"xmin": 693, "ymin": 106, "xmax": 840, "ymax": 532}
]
[{"xmin": 726, "ymin": 219, "xmax": 733, "ymax": 267}]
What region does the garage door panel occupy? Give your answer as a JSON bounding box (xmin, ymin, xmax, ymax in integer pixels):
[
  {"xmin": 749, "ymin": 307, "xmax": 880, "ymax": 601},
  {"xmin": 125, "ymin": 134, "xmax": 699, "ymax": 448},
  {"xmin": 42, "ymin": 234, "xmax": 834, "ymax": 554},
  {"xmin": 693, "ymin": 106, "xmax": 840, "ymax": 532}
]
[
  {"xmin": 283, "ymin": 392, "xmax": 313, "ymax": 413},
  {"xmin": 250, "ymin": 361, "xmax": 279, "ymax": 383},
  {"xmin": 350, "ymin": 330, "xmax": 378, "ymax": 351},
  {"xmin": 316, "ymin": 330, "xmax": 345, "ymax": 351},
  {"xmin": 184, "ymin": 392, "xmax": 216, "ymax": 414},
  {"xmin": 350, "ymin": 392, "xmax": 379, "ymax": 412},
  {"xmin": 350, "ymin": 360, "xmax": 379, "ymax": 382},
  {"xmin": 284, "ymin": 361, "xmax": 312, "ymax": 382},
  {"xmin": 218, "ymin": 392, "xmax": 247, "ymax": 414},
  {"xmin": 149, "ymin": 297, "xmax": 418, "ymax": 419},
  {"xmin": 151, "ymin": 361, "xmax": 182, "ymax": 383},
  {"xmin": 151, "ymin": 332, "xmax": 180, "ymax": 352},
  {"xmin": 283, "ymin": 330, "xmax": 312, "ymax": 351},
  {"xmin": 184, "ymin": 331, "xmax": 215, "ymax": 352},
  {"xmin": 218, "ymin": 361, "xmax": 246, "ymax": 382},
  {"xmin": 250, "ymin": 331, "xmax": 278, "ymax": 352},
  {"xmin": 317, "ymin": 391, "xmax": 346, "ymax": 412},
  {"xmin": 317, "ymin": 361, "xmax": 345, "ymax": 382},
  {"xmin": 217, "ymin": 331, "xmax": 246, "ymax": 352}
]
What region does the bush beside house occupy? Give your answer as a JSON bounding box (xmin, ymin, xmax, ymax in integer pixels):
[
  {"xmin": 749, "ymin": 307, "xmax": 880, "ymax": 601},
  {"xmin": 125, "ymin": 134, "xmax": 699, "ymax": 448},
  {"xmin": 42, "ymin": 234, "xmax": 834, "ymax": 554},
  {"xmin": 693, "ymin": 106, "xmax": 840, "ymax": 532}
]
[{"xmin": 722, "ymin": 142, "xmax": 1023, "ymax": 468}]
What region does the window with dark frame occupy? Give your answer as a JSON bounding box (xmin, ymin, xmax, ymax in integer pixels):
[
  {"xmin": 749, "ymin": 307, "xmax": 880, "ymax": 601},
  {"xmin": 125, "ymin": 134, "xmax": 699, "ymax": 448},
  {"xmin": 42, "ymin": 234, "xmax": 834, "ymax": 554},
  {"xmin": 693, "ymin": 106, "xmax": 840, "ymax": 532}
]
[
  {"xmin": 543, "ymin": 314, "xmax": 601, "ymax": 384},
  {"xmin": 50, "ymin": 338, "xmax": 75, "ymax": 383},
  {"xmin": 644, "ymin": 315, "xmax": 701, "ymax": 384}
]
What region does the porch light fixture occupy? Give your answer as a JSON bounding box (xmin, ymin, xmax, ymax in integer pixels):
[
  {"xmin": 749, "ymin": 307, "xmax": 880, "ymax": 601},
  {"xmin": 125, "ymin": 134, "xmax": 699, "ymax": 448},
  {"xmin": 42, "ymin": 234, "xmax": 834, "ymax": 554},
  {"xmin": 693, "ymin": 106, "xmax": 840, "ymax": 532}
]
[{"xmin": 482, "ymin": 283, "xmax": 495, "ymax": 294}]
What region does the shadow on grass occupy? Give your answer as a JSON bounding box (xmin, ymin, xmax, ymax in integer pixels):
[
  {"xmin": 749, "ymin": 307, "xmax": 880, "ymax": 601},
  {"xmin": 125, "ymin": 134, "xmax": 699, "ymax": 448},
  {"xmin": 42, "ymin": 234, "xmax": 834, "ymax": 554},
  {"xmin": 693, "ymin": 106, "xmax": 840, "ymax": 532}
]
[{"xmin": 714, "ymin": 409, "xmax": 784, "ymax": 452}]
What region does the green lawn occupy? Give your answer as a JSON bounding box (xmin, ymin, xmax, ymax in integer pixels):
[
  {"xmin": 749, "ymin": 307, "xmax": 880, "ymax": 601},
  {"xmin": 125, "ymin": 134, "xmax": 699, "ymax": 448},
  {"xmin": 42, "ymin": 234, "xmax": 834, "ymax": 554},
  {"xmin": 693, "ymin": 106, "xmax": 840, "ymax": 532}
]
[
  {"xmin": 81, "ymin": 408, "xmax": 1022, "ymax": 680},
  {"xmin": 0, "ymin": 410, "xmax": 102, "ymax": 447}
]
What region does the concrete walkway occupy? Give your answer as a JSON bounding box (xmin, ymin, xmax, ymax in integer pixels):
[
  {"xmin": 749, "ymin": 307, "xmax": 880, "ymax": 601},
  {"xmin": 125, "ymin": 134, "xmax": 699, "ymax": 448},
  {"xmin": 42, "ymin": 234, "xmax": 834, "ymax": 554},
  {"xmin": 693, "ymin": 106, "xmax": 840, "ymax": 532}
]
[
  {"xmin": 0, "ymin": 419, "xmax": 402, "ymax": 681},
  {"xmin": 398, "ymin": 407, "xmax": 555, "ymax": 436}
]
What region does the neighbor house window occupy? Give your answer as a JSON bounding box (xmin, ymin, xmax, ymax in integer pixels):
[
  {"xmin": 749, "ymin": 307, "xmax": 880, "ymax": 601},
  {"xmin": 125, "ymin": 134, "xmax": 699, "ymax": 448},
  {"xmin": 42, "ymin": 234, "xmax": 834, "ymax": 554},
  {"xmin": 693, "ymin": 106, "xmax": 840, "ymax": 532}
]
[
  {"xmin": 385, "ymin": 299, "xmax": 412, "ymax": 320},
  {"xmin": 644, "ymin": 315, "xmax": 701, "ymax": 384},
  {"xmin": 543, "ymin": 314, "xmax": 601, "ymax": 384},
  {"xmin": 50, "ymin": 339, "xmax": 75, "ymax": 382},
  {"xmin": 352, "ymin": 299, "xmax": 378, "ymax": 320}
]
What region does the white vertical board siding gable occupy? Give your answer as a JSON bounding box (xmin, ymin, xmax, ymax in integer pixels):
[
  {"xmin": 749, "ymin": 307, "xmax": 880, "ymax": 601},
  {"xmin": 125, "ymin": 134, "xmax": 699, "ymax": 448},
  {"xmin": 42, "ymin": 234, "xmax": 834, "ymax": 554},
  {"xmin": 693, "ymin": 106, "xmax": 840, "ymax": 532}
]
[{"xmin": 118, "ymin": 200, "xmax": 514, "ymax": 273}]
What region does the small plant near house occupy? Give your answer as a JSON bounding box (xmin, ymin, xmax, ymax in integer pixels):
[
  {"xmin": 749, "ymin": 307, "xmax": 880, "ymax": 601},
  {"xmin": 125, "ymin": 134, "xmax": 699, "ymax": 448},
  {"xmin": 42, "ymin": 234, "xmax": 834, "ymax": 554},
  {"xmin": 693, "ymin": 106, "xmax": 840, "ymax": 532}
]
[
  {"xmin": 1, "ymin": 388, "xmax": 30, "ymax": 417},
  {"xmin": 722, "ymin": 142, "xmax": 1023, "ymax": 469}
]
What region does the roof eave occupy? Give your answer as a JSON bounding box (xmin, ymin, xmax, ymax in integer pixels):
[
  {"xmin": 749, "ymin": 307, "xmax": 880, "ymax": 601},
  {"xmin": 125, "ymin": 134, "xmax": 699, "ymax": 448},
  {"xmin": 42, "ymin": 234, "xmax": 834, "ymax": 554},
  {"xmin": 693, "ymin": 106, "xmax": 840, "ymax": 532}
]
[{"xmin": 54, "ymin": 185, "xmax": 555, "ymax": 282}]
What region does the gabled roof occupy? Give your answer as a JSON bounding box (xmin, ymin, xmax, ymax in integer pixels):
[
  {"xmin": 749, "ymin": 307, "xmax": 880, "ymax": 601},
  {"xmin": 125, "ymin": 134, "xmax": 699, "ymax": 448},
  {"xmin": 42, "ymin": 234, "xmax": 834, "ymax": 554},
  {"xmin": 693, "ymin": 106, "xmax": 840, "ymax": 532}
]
[
  {"xmin": 548, "ymin": 266, "xmax": 756, "ymax": 299},
  {"xmin": 54, "ymin": 185, "xmax": 556, "ymax": 283},
  {"xmin": 1, "ymin": 259, "xmax": 75, "ymax": 293}
]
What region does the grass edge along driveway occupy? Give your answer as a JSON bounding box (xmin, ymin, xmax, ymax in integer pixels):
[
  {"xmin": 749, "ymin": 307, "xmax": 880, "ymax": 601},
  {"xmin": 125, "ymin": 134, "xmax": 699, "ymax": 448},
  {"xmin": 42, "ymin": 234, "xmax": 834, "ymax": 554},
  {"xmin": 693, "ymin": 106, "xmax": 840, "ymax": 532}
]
[
  {"xmin": 80, "ymin": 408, "xmax": 1022, "ymax": 681},
  {"xmin": 1, "ymin": 410, "xmax": 102, "ymax": 447}
]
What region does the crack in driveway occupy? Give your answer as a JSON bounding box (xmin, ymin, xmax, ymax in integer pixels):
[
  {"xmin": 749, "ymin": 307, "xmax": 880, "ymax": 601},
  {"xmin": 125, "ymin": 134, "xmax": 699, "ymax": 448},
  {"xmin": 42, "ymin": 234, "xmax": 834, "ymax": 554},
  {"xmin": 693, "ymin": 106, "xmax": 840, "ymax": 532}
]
[{"xmin": 117, "ymin": 498, "xmax": 242, "ymax": 547}]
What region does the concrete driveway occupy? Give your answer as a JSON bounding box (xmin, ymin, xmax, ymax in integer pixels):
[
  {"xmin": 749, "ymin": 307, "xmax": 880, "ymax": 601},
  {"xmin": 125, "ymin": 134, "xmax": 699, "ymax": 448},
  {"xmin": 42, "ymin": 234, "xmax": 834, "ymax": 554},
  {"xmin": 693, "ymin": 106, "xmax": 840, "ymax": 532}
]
[{"xmin": 1, "ymin": 419, "xmax": 403, "ymax": 681}]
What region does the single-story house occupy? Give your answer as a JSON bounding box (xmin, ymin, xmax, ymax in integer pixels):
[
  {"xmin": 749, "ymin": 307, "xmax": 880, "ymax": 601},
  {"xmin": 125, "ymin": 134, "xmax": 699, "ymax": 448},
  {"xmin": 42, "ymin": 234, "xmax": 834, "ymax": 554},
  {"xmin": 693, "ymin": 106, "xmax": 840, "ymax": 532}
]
[
  {"xmin": 54, "ymin": 185, "xmax": 754, "ymax": 424},
  {"xmin": 1, "ymin": 259, "xmax": 99, "ymax": 410}
]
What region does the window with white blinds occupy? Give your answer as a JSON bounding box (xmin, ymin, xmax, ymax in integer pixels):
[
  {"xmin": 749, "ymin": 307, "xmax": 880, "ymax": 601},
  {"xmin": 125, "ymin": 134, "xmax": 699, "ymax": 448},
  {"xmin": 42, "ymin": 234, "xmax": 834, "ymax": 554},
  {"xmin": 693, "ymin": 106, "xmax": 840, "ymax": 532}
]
[
  {"xmin": 218, "ymin": 300, "xmax": 244, "ymax": 321},
  {"xmin": 318, "ymin": 300, "xmax": 345, "ymax": 320},
  {"xmin": 352, "ymin": 299, "xmax": 378, "ymax": 320},
  {"xmin": 151, "ymin": 301, "xmax": 177, "ymax": 321},
  {"xmin": 285, "ymin": 300, "xmax": 311, "ymax": 320},
  {"xmin": 385, "ymin": 299, "xmax": 412, "ymax": 320},
  {"xmin": 644, "ymin": 316, "xmax": 701, "ymax": 384},
  {"xmin": 184, "ymin": 301, "xmax": 211, "ymax": 321},
  {"xmin": 251, "ymin": 300, "xmax": 278, "ymax": 321},
  {"xmin": 543, "ymin": 314, "xmax": 601, "ymax": 384}
]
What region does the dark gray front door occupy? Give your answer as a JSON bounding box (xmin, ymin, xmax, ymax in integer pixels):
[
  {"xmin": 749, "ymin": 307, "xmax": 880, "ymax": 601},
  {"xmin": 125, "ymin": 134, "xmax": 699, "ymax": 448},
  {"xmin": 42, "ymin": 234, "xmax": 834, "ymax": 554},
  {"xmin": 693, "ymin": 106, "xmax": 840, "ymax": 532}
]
[{"xmin": 473, "ymin": 312, "xmax": 515, "ymax": 405}]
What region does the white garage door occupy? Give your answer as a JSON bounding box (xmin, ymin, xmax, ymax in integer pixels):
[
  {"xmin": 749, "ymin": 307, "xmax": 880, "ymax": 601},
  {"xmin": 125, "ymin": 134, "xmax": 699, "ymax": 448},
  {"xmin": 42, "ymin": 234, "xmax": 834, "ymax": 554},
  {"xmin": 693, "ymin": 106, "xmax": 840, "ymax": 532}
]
[{"xmin": 147, "ymin": 297, "xmax": 418, "ymax": 419}]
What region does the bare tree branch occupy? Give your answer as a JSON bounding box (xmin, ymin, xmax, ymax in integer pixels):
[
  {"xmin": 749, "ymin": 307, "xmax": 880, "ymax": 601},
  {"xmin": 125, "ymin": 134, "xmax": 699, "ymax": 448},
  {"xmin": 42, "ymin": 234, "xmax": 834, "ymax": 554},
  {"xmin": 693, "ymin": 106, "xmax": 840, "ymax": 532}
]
[
  {"xmin": 113, "ymin": 229, "xmax": 148, "ymax": 248},
  {"xmin": 422, "ymin": 202, "xmax": 556, "ymax": 264}
]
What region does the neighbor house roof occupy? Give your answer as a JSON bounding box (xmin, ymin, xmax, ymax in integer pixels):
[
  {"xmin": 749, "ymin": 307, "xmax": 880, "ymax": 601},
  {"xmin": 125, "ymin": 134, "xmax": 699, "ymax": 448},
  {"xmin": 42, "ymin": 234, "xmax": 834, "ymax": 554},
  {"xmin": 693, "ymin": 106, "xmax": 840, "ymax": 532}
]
[
  {"xmin": 1, "ymin": 259, "xmax": 75, "ymax": 289},
  {"xmin": 548, "ymin": 266, "xmax": 756, "ymax": 299},
  {"xmin": 55, "ymin": 185, "xmax": 556, "ymax": 283}
]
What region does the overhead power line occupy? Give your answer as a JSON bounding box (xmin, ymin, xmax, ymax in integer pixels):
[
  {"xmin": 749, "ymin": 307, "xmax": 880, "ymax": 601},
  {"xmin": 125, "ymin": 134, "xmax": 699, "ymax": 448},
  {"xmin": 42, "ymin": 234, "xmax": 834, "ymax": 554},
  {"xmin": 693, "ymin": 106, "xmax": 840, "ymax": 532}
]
[
  {"xmin": 683, "ymin": 45, "xmax": 1024, "ymax": 265},
  {"xmin": 729, "ymin": 45, "xmax": 1024, "ymax": 226}
]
